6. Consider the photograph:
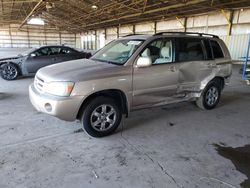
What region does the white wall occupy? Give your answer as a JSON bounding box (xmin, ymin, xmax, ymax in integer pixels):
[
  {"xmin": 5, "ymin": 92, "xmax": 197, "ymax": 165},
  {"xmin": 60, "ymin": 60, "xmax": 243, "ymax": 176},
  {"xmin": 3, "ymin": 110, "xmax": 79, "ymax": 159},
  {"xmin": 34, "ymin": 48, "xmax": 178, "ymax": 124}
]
[{"xmin": 0, "ymin": 24, "xmax": 77, "ymax": 48}]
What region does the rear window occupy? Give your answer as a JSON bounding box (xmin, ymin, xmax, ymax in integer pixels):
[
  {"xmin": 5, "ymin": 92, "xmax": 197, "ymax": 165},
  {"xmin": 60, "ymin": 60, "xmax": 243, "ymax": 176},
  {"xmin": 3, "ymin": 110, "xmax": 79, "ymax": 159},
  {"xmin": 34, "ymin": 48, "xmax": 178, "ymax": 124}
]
[
  {"xmin": 60, "ymin": 47, "xmax": 75, "ymax": 54},
  {"xmin": 176, "ymin": 38, "xmax": 205, "ymax": 62},
  {"xmin": 211, "ymin": 40, "xmax": 224, "ymax": 58}
]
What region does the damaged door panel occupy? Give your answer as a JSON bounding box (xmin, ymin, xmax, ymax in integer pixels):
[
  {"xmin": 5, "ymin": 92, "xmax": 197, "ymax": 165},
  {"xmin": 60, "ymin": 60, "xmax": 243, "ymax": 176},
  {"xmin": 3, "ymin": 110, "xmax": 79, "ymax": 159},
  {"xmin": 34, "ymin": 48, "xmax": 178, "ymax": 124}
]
[
  {"xmin": 175, "ymin": 37, "xmax": 215, "ymax": 93},
  {"xmin": 178, "ymin": 60, "xmax": 214, "ymax": 92},
  {"xmin": 132, "ymin": 38, "xmax": 179, "ymax": 108}
]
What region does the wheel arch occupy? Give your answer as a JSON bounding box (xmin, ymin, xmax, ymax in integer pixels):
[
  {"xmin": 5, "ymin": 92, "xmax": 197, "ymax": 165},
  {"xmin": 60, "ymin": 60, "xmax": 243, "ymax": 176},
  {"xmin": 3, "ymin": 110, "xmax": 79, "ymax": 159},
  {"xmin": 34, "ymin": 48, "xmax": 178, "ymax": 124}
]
[
  {"xmin": 76, "ymin": 89, "xmax": 129, "ymax": 120},
  {"xmin": 211, "ymin": 76, "xmax": 225, "ymax": 90}
]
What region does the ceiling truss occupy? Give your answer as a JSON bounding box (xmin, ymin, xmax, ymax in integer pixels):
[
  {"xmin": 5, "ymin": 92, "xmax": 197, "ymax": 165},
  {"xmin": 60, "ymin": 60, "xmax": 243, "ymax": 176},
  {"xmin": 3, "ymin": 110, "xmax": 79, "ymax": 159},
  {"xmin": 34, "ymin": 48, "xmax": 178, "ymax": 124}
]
[{"xmin": 1, "ymin": 0, "xmax": 250, "ymax": 32}]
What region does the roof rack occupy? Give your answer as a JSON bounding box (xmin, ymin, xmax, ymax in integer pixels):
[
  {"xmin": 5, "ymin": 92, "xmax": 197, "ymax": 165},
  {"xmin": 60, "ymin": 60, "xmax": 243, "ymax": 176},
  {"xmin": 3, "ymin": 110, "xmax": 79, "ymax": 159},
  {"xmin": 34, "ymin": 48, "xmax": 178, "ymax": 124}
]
[
  {"xmin": 153, "ymin": 32, "xmax": 219, "ymax": 38},
  {"xmin": 123, "ymin": 34, "xmax": 145, "ymax": 37}
]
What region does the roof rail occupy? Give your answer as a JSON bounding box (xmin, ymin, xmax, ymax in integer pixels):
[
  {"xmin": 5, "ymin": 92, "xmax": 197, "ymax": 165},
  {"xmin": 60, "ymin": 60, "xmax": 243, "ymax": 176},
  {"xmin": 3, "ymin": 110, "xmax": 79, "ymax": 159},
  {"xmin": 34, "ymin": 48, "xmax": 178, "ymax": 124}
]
[
  {"xmin": 153, "ymin": 32, "xmax": 219, "ymax": 38},
  {"xmin": 123, "ymin": 34, "xmax": 144, "ymax": 37}
]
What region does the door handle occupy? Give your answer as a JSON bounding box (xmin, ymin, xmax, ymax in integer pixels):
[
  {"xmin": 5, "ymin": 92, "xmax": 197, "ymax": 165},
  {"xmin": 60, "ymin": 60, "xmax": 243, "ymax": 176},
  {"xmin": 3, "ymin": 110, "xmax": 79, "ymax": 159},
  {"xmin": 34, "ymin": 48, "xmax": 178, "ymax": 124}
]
[{"xmin": 168, "ymin": 66, "xmax": 176, "ymax": 72}]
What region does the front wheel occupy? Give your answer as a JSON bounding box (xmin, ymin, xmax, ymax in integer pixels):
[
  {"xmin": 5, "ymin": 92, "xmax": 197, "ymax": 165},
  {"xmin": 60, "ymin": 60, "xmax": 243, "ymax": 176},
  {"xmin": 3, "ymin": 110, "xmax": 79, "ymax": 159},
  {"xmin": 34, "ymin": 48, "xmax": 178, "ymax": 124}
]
[
  {"xmin": 81, "ymin": 97, "xmax": 122, "ymax": 137},
  {"xmin": 0, "ymin": 63, "xmax": 19, "ymax": 80},
  {"xmin": 196, "ymin": 81, "xmax": 221, "ymax": 110}
]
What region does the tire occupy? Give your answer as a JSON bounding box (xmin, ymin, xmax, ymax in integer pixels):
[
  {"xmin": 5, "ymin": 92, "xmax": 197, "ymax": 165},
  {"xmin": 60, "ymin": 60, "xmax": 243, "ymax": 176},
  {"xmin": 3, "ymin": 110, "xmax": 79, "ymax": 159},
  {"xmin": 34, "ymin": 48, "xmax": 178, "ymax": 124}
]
[
  {"xmin": 0, "ymin": 63, "xmax": 19, "ymax": 80},
  {"xmin": 196, "ymin": 80, "xmax": 221, "ymax": 110},
  {"xmin": 81, "ymin": 96, "xmax": 122, "ymax": 137}
]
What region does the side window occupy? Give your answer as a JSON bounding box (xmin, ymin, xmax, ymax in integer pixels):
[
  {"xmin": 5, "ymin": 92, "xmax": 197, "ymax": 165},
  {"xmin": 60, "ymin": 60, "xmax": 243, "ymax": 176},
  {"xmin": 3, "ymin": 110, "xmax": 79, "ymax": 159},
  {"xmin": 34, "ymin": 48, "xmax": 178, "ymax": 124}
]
[
  {"xmin": 176, "ymin": 38, "xmax": 204, "ymax": 62},
  {"xmin": 50, "ymin": 47, "xmax": 61, "ymax": 55},
  {"xmin": 203, "ymin": 39, "xmax": 213, "ymax": 60},
  {"xmin": 34, "ymin": 47, "xmax": 51, "ymax": 57},
  {"xmin": 60, "ymin": 47, "xmax": 75, "ymax": 54},
  {"xmin": 140, "ymin": 38, "xmax": 173, "ymax": 65},
  {"xmin": 211, "ymin": 40, "xmax": 224, "ymax": 58}
]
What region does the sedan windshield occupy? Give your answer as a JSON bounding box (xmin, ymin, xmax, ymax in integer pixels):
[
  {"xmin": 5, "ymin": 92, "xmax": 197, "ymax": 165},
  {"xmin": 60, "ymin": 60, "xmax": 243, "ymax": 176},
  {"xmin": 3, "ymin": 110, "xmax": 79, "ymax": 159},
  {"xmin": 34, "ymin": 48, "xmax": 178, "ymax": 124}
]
[
  {"xmin": 19, "ymin": 48, "xmax": 36, "ymax": 56},
  {"xmin": 91, "ymin": 39, "xmax": 144, "ymax": 65}
]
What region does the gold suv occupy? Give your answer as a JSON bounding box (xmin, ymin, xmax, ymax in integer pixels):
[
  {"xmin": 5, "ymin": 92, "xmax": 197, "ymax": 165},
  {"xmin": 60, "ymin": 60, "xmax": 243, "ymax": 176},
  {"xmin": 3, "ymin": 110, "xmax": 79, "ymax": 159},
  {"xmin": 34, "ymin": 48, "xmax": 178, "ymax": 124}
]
[{"xmin": 29, "ymin": 32, "xmax": 232, "ymax": 137}]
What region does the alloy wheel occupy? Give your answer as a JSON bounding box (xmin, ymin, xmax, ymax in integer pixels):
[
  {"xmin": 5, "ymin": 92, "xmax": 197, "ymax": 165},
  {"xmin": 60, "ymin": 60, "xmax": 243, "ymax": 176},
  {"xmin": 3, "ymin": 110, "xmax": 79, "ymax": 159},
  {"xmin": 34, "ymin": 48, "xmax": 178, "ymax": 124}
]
[
  {"xmin": 90, "ymin": 104, "xmax": 117, "ymax": 132},
  {"xmin": 1, "ymin": 64, "xmax": 18, "ymax": 80},
  {"xmin": 205, "ymin": 86, "xmax": 219, "ymax": 106}
]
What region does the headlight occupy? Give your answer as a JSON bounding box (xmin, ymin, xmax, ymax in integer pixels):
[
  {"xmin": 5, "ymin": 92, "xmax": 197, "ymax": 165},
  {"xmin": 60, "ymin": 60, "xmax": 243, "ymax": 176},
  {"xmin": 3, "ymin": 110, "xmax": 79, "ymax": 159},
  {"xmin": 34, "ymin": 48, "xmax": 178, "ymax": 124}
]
[{"xmin": 44, "ymin": 81, "xmax": 74, "ymax": 97}]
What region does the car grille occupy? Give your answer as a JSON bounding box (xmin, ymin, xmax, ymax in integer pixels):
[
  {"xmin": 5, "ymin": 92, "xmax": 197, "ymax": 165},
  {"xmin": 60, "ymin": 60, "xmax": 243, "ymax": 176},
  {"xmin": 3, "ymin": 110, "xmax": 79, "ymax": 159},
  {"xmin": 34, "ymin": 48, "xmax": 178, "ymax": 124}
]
[{"xmin": 34, "ymin": 76, "xmax": 45, "ymax": 93}]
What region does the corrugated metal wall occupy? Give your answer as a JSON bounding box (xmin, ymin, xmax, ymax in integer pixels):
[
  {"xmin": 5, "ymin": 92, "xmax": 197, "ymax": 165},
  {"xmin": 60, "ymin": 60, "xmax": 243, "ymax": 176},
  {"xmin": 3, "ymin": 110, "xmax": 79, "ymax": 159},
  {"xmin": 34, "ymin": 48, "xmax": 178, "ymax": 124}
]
[
  {"xmin": 1, "ymin": 9, "xmax": 250, "ymax": 60},
  {"xmin": 220, "ymin": 34, "xmax": 250, "ymax": 60},
  {"xmin": 80, "ymin": 8, "xmax": 250, "ymax": 60},
  {"xmin": 0, "ymin": 24, "xmax": 77, "ymax": 48}
]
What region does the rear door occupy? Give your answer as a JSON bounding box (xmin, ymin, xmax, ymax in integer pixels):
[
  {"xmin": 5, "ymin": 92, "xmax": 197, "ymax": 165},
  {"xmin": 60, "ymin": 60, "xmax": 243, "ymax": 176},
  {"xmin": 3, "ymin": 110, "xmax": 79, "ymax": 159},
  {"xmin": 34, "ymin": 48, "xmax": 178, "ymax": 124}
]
[
  {"xmin": 176, "ymin": 37, "xmax": 215, "ymax": 92},
  {"xmin": 54, "ymin": 47, "xmax": 83, "ymax": 63}
]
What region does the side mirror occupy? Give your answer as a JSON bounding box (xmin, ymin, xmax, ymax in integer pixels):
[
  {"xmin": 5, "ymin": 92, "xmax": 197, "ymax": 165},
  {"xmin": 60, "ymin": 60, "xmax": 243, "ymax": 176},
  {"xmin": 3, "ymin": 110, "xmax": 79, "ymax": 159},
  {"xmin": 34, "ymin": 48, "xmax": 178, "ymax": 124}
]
[
  {"xmin": 30, "ymin": 53, "xmax": 36, "ymax": 57},
  {"xmin": 135, "ymin": 56, "xmax": 152, "ymax": 68}
]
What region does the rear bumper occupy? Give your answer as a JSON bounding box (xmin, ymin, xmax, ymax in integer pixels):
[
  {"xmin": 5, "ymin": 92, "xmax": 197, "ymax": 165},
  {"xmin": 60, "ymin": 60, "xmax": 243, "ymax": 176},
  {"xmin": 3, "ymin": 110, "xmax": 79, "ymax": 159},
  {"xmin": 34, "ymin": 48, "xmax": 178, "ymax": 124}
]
[{"xmin": 29, "ymin": 84, "xmax": 84, "ymax": 121}]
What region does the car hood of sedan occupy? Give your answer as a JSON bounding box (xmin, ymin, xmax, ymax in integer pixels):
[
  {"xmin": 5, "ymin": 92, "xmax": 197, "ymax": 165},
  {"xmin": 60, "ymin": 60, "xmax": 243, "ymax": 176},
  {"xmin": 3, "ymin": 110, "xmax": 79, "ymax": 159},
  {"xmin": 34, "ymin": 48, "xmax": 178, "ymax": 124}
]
[
  {"xmin": 0, "ymin": 56, "xmax": 20, "ymax": 62},
  {"xmin": 36, "ymin": 58, "xmax": 124, "ymax": 82}
]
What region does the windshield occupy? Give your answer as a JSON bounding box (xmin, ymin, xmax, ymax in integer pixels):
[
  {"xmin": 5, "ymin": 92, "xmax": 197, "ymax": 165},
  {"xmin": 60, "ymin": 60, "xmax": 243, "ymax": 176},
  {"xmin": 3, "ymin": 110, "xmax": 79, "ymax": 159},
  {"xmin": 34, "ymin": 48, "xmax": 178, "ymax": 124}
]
[
  {"xmin": 19, "ymin": 48, "xmax": 36, "ymax": 56},
  {"xmin": 91, "ymin": 39, "xmax": 144, "ymax": 65}
]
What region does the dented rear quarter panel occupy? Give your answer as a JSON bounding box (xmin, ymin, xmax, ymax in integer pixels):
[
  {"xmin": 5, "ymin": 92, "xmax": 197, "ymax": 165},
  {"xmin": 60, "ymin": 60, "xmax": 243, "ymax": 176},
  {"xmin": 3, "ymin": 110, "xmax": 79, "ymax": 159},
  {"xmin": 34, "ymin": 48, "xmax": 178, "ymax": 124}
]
[{"xmin": 179, "ymin": 38, "xmax": 232, "ymax": 93}]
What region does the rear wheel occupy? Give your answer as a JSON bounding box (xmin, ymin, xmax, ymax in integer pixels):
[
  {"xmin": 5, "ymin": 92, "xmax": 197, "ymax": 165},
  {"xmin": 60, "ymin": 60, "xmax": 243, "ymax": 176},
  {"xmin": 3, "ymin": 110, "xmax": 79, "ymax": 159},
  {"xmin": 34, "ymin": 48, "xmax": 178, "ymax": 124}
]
[
  {"xmin": 0, "ymin": 63, "xmax": 19, "ymax": 80},
  {"xmin": 196, "ymin": 81, "xmax": 221, "ymax": 110},
  {"xmin": 81, "ymin": 96, "xmax": 122, "ymax": 137}
]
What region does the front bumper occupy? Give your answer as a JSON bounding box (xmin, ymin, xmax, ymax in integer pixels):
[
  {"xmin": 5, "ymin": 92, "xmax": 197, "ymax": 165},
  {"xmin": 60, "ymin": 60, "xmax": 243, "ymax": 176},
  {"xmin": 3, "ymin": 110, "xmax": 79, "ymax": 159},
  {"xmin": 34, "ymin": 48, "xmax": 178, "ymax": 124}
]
[{"xmin": 29, "ymin": 84, "xmax": 84, "ymax": 121}]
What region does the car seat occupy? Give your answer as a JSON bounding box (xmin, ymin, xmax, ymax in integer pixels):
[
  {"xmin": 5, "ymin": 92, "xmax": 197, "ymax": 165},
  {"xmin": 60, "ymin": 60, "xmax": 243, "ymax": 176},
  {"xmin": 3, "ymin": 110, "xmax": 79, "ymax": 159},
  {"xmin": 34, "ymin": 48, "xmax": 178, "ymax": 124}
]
[
  {"xmin": 154, "ymin": 42, "xmax": 171, "ymax": 64},
  {"xmin": 141, "ymin": 48, "xmax": 151, "ymax": 57}
]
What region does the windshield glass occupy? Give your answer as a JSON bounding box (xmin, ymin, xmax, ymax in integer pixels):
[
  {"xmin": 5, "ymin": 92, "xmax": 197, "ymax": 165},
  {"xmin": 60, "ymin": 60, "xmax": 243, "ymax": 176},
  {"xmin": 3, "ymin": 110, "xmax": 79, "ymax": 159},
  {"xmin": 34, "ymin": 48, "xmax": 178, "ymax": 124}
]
[
  {"xmin": 91, "ymin": 39, "xmax": 144, "ymax": 65},
  {"xmin": 19, "ymin": 48, "xmax": 36, "ymax": 56}
]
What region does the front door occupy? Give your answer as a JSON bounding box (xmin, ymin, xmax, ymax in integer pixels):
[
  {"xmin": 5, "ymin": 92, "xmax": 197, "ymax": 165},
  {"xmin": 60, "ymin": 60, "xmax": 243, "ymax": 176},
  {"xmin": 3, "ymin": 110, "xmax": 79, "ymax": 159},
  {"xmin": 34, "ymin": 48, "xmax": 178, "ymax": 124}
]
[
  {"xmin": 24, "ymin": 47, "xmax": 55, "ymax": 73},
  {"xmin": 132, "ymin": 38, "xmax": 179, "ymax": 108}
]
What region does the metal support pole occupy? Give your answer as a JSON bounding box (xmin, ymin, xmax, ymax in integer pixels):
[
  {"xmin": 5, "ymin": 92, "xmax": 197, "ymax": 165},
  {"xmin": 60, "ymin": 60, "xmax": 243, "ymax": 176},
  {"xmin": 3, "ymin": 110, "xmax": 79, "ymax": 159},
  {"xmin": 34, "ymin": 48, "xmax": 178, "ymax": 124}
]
[
  {"xmin": 9, "ymin": 25, "xmax": 13, "ymax": 48},
  {"xmin": 117, "ymin": 26, "xmax": 119, "ymax": 38},
  {"xmin": 132, "ymin": 25, "xmax": 135, "ymax": 34},
  {"xmin": 87, "ymin": 31, "xmax": 89, "ymax": 50},
  {"xmin": 27, "ymin": 28, "xmax": 30, "ymax": 48},
  {"xmin": 154, "ymin": 21, "xmax": 157, "ymax": 34},
  {"xmin": 44, "ymin": 26, "xmax": 47, "ymax": 45},
  {"xmin": 75, "ymin": 33, "xmax": 77, "ymax": 48},
  {"xmin": 59, "ymin": 32, "xmax": 62, "ymax": 45},
  {"xmin": 221, "ymin": 9, "xmax": 233, "ymax": 36},
  {"xmin": 95, "ymin": 30, "xmax": 97, "ymax": 50},
  {"xmin": 176, "ymin": 16, "xmax": 186, "ymax": 32},
  {"xmin": 183, "ymin": 17, "xmax": 187, "ymax": 32},
  {"xmin": 91, "ymin": 31, "xmax": 93, "ymax": 50},
  {"xmin": 104, "ymin": 28, "xmax": 107, "ymax": 40}
]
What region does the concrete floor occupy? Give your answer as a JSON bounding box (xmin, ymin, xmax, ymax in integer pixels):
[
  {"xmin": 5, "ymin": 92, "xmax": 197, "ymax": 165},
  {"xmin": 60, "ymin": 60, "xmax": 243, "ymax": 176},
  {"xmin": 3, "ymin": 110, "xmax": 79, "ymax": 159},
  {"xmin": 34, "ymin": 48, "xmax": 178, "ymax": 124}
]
[{"xmin": 0, "ymin": 64, "xmax": 250, "ymax": 188}]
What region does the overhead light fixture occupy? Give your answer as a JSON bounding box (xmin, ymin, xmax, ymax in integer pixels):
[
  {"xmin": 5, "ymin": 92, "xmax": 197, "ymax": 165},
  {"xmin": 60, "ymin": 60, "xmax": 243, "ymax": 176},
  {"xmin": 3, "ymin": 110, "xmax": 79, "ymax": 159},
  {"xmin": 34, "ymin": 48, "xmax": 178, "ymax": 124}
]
[
  {"xmin": 27, "ymin": 18, "xmax": 45, "ymax": 25},
  {"xmin": 91, "ymin": 5, "xmax": 98, "ymax": 10},
  {"xmin": 240, "ymin": 8, "xmax": 244, "ymax": 12}
]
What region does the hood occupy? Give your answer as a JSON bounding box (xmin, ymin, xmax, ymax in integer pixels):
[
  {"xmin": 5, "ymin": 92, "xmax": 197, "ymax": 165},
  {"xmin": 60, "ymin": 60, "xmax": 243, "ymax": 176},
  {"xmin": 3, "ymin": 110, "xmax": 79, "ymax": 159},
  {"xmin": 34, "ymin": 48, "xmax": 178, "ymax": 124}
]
[
  {"xmin": 36, "ymin": 58, "xmax": 125, "ymax": 82},
  {"xmin": 0, "ymin": 56, "xmax": 21, "ymax": 62}
]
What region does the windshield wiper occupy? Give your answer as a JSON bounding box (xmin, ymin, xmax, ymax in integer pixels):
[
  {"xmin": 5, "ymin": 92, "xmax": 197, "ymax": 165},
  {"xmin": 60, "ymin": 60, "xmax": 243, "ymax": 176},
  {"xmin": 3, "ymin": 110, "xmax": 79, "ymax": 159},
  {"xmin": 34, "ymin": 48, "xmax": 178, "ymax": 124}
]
[{"xmin": 91, "ymin": 58, "xmax": 121, "ymax": 65}]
